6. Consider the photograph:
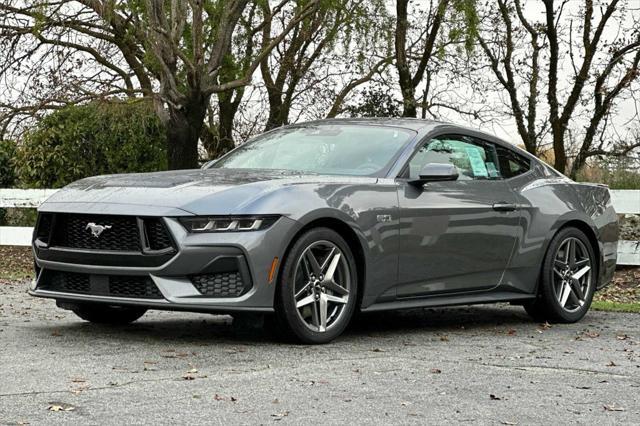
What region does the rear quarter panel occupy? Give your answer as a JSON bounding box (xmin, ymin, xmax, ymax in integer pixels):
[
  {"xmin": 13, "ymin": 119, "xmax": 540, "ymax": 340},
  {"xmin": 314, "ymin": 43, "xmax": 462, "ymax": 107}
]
[{"xmin": 502, "ymin": 164, "xmax": 618, "ymax": 294}]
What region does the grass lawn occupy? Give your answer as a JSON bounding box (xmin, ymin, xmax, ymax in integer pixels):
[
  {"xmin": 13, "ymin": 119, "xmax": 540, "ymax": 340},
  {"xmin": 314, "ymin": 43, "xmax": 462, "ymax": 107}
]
[
  {"xmin": 592, "ymin": 266, "xmax": 640, "ymax": 312},
  {"xmin": 591, "ymin": 300, "xmax": 640, "ymax": 313}
]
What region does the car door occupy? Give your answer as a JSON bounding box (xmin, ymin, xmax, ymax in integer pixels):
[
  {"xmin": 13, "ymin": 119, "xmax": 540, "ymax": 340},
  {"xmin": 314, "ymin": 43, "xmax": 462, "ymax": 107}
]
[{"xmin": 395, "ymin": 134, "xmax": 520, "ymax": 297}]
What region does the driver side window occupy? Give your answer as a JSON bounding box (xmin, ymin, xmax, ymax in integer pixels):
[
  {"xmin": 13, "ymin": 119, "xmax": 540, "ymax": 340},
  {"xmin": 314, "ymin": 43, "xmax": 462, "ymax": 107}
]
[{"xmin": 408, "ymin": 135, "xmax": 501, "ymax": 180}]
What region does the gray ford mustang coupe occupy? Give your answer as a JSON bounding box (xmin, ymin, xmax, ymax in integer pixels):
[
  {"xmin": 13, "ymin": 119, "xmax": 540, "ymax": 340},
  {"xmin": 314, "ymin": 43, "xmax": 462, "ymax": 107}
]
[{"xmin": 30, "ymin": 119, "xmax": 618, "ymax": 343}]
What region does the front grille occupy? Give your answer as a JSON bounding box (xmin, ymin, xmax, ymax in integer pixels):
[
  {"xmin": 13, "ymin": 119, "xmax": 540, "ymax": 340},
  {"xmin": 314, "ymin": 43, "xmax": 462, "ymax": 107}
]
[
  {"xmin": 191, "ymin": 271, "xmax": 247, "ymax": 298},
  {"xmin": 36, "ymin": 213, "xmax": 175, "ymax": 254},
  {"xmin": 145, "ymin": 218, "xmax": 173, "ymax": 251},
  {"xmin": 40, "ymin": 271, "xmax": 164, "ymax": 299},
  {"xmin": 52, "ymin": 214, "xmax": 141, "ymax": 251},
  {"xmin": 35, "ymin": 213, "xmax": 53, "ymax": 242}
]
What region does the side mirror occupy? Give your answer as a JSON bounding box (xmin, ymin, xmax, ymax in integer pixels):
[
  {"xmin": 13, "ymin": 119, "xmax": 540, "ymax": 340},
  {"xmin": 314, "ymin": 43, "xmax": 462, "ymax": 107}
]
[{"xmin": 409, "ymin": 163, "xmax": 459, "ymax": 186}]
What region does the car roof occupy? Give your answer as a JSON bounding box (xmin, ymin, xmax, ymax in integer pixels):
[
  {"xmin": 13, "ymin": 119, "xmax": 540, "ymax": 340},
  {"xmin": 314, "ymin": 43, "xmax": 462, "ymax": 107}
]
[
  {"xmin": 294, "ymin": 117, "xmax": 547, "ymax": 168},
  {"xmin": 295, "ymin": 118, "xmax": 505, "ymax": 142},
  {"xmin": 298, "ymin": 117, "xmax": 442, "ymax": 131}
]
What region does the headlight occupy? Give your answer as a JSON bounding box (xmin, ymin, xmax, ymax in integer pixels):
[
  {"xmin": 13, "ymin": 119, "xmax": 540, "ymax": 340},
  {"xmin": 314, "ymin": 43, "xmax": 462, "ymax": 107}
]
[{"xmin": 179, "ymin": 215, "xmax": 280, "ymax": 233}]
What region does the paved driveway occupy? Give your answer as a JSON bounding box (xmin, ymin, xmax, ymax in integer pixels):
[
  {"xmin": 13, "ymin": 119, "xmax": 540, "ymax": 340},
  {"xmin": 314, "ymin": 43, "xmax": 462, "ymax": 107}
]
[{"xmin": 1, "ymin": 280, "xmax": 638, "ymax": 425}]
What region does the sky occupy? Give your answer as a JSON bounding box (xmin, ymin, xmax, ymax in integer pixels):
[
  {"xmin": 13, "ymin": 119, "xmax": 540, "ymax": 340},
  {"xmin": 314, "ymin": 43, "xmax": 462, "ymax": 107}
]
[{"xmin": 1, "ymin": 0, "xmax": 639, "ymax": 160}]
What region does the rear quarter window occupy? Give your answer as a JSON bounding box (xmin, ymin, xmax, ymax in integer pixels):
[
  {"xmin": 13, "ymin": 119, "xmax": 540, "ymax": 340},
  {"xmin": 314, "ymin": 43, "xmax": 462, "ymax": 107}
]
[{"xmin": 496, "ymin": 146, "xmax": 531, "ymax": 178}]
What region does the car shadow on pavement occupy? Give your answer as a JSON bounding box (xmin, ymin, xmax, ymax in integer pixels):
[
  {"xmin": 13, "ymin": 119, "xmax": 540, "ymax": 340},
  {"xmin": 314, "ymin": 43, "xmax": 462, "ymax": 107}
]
[
  {"xmin": 348, "ymin": 304, "xmax": 533, "ymax": 335},
  {"xmin": 30, "ymin": 304, "xmax": 536, "ymax": 345}
]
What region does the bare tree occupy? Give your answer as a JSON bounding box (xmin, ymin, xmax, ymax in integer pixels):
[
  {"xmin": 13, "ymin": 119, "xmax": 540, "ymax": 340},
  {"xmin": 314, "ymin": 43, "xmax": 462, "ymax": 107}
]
[
  {"xmin": 394, "ymin": 0, "xmax": 479, "ymax": 118},
  {"xmin": 258, "ymin": 0, "xmax": 391, "ymax": 130},
  {"xmin": 0, "ymin": 0, "xmax": 320, "ymax": 169},
  {"xmin": 477, "ymin": 0, "xmax": 640, "ymax": 176}
]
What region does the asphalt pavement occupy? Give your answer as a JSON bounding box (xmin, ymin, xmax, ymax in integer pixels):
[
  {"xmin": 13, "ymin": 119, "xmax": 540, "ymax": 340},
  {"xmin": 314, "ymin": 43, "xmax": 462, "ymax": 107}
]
[{"xmin": 1, "ymin": 280, "xmax": 638, "ymax": 425}]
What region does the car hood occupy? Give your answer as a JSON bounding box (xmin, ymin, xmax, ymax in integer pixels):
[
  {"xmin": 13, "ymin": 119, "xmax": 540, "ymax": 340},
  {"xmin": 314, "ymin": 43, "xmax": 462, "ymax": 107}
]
[{"xmin": 40, "ymin": 168, "xmax": 378, "ymax": 216}]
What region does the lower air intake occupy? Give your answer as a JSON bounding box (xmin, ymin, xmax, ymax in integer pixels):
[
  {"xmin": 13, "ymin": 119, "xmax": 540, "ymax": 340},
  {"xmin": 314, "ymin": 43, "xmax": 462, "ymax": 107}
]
[
  {"xmin": 191, "ymin": 271, "xmax": 247, "ymax": 298},
  {"xmin": 40, "ymin": 271, "xmax": 164, "ymax": 299}
]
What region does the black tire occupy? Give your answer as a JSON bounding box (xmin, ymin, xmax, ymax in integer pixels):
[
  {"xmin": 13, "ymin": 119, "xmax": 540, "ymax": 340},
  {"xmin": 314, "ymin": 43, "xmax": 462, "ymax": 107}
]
[
  {"xmin": 71, "ymin": 303, "xmax": 147, "ymax": 325},
  {"xmin": 274, "ymin": 227, "xmax": 358, "ymax": 344},
  {"xmin": 524, "ymin": 227, "xmax": 597, "ymax": 323}
]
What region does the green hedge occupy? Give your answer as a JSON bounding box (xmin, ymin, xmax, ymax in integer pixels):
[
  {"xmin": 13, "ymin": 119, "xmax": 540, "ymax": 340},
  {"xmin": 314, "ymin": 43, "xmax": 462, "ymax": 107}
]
[
  {"xmin": 0, "ymin": 140, "xmax": 17, "ymax": 225},
  {"xmin": 0, "ymin": 139, "xmax": 16, "ymax": 188},
  {"xmin": 17, "ymin": 100, "xmax": 167, "ymax": 188}
]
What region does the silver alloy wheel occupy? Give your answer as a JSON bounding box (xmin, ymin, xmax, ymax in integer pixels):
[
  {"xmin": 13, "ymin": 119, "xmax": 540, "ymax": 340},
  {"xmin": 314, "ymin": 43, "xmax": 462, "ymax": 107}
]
[
  {"xmin": 293, "ymin": 240, "xmax": 351, "ymax": 332},
  {"xmin": 553, "ymin": 237, "xmax": 592, "ymax": 312}
]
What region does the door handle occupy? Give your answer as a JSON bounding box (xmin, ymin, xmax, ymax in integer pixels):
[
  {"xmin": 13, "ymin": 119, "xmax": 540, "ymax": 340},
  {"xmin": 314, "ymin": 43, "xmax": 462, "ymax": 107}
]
[{"xmin": 492, "ymin": 202, "xmax": 517, "ymax": 212}]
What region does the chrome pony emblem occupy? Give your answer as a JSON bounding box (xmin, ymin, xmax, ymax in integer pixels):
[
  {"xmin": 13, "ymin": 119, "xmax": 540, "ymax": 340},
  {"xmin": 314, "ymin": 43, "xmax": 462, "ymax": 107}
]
[{"xmin": 85, "ymin": 222, "xmax": 112, "ymax": 238}]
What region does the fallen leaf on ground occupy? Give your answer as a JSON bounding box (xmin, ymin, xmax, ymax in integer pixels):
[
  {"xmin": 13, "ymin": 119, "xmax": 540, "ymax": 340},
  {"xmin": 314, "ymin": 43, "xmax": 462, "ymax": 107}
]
[
  {"xmin": 271, "ymin": 410, "xmax": 290, "ymax": 419},
  {"xmin": 603, "ymin": 404, "xmax": 625, "ymax": 412},
  {"xmin": 161, "ymin": 352, "xmax": 190, "ymax": 358},
  {"xmin": 47, "ymin": 403, "xmax": 75, "ymax": 412}
]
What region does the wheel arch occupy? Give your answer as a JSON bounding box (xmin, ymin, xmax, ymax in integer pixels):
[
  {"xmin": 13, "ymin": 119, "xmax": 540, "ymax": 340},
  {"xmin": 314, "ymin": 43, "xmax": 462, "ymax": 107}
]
[
  {"xmin": 535, "ymin": 218, "xmax": 601, "ymax": 295},
  {"xmin": 556, "ymin": 220, "xmax": 601, "ymax": 267},
  {"xmin": 278, "ymin": 216, "xmax": 368, "ymax": 310}
]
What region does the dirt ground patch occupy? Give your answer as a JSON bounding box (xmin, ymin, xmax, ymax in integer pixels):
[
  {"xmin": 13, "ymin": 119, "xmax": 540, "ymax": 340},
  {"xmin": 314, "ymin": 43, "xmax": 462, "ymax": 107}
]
[
  {"xmin": 619, "ymin": 214, "xmax": 640, "ymax": 240},
  {"xmin": 594, "ymin": 267, "xmax": 640, "ymax": 305},
  {"xmin": 0, "ymin": 245, "xmax": 34, "ymax": 281}
]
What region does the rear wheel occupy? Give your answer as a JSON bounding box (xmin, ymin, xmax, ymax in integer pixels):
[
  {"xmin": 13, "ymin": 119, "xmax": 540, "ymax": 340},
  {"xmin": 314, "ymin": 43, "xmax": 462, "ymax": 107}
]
[
  {"xmin": 71, "ymin": 303, "xmax": 147, "ymax": 325},
  {"xmin": 524, "ymin": 227, "xmax": 596, "ymax": 323},
  {"xmin": 275, "ymin": 228, "xmax": 358, "ymax": 344}
]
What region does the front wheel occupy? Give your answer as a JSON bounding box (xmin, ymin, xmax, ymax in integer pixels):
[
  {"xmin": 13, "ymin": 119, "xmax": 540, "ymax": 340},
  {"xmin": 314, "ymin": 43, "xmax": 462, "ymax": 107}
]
[
  {"xmin": 524, "ymin": 227, "xmax": 597, "ymax": 323},
  {"xmin": 275, "ymin": 228, "xmax": 358, "ymax": 344},
  {"xmin": 71, "ymin": 303, "xmax": 147, "ymax": 325}
]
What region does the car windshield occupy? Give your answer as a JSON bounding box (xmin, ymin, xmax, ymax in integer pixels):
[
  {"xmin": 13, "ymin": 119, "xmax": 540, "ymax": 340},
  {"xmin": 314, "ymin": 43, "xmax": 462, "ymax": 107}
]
[{"xmin": 209, "ymin": 124, "xmax": 415, "ymax": 176}]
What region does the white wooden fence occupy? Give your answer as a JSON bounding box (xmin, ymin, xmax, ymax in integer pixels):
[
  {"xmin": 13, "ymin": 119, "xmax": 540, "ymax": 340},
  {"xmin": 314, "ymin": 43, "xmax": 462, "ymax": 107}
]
[{"xmin": 0, "ymin": 188, "xmax": 639, "ymax": 265}]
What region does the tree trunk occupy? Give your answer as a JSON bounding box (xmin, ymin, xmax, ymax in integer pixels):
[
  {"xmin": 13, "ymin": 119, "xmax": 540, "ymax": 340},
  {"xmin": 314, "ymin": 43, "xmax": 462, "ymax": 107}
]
[
  {"xmin": 166, "ymin": 96, "xmax": 208, "ymax": 170},
  {"xmin": 551, "ymin": 127, "xmax": 567, "ymax": 174},
  {"xmin": 215, "ymin": 98, "xmax": 238, "ymax": 156},
  {"xmin": 399, "ymin": 83, "xmax": 417, "ymax": 118},
  {"xmin": 264, "ymin": 90, "xmax": 289, "ymax": 131},
  {"xmin": 394, "ymin": 0, "xmax": 417, "ymax": 118}
]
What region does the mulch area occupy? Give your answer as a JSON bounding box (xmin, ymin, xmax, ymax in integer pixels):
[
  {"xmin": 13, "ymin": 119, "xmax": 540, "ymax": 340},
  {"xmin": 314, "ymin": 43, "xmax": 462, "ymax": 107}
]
[
  {"xmin": 0, "ymin": 245, "xmax": 34, "ymax": 282},
  {"xmin": 1, "ymin": 246, "xmax": 638, "ymax": 304},
  {"xmin": 594, "ymin": 266, "xmax": 640, "ymax": 305},
  {"xmin": 619, "ymin": 215, "xmax": 640, "ymax": 241}
]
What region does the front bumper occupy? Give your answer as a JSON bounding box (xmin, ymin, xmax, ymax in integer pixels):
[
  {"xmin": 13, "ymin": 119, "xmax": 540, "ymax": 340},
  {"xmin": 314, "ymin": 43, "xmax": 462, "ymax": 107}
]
[{"xmin": 30, "ymin": 215, "xmax": 302, "ymax": 313}]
